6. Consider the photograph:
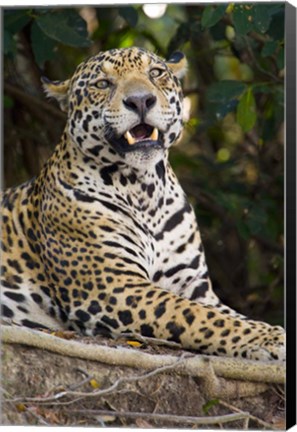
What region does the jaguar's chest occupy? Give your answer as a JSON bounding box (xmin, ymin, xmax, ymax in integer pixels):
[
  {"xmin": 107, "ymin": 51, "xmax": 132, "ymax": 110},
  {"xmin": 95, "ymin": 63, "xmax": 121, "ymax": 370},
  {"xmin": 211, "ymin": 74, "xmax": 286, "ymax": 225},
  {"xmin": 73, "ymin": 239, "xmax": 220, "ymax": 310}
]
[{"xmin": 116, "ymin": 180, "xmax": 199, "ymax": 292}]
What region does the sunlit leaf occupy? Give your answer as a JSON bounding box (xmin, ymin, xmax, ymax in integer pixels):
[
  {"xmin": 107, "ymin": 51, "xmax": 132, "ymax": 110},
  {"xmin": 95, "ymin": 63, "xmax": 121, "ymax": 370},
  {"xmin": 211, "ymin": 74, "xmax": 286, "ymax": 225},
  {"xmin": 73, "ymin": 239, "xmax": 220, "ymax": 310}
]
[
  {"xmin": 226, "ymin": 3, "xmax": 235, "ymax": 14},
  {"xmin": 118, "ymin": 32, "xmax": 136, "ymax": 48},
  {"xmin": 236, "ymin": 87, "xmax": 257, "ymax": 132}
]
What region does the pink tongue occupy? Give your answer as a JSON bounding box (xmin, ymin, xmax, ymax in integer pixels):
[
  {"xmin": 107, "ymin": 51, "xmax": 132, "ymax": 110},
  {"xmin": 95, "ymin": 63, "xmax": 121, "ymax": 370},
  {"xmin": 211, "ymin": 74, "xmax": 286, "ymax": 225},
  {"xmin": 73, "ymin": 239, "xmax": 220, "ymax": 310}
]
[{"xmin": 131, "ymin": 125, "xmax": 149, "ymax": 139}]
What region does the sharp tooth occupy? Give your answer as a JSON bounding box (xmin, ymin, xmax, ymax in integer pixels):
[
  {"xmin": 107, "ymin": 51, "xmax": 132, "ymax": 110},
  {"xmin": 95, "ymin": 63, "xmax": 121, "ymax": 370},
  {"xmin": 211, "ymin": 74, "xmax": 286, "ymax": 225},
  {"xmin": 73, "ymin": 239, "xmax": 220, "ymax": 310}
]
[
  {"xmin": 124, "ymin": 130, "xmax": 136, "ymax": 145},
  {"xmin": 150, "ymin": 128, "xmax": 159, "ymax": 141}
]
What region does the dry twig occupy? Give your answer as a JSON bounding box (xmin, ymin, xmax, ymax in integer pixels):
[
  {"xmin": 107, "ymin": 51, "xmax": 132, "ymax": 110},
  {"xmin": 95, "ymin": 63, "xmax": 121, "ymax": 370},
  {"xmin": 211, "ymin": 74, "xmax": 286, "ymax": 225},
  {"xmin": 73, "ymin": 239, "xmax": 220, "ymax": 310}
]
[
  {"xmin": 219, "ymin": 399, "xmax": 280, "ymax": 430},
  {"xmin": 70, "ymin": 408, "xmax": 251, "ymax": 427},
  {"xmin": 5, "ymin": 355, "xmax": 187, "ymax": 405},
  {"xmin": 4, "ymin": 83, "xmax": 66, "ymax": 121}
]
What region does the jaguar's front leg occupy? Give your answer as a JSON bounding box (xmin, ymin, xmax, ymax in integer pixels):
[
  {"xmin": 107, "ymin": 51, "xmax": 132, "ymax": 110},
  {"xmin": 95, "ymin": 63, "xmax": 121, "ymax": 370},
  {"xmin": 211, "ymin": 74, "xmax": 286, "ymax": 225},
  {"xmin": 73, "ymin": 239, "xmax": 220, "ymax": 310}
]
[{"xmin": 56, "ymin": 273, "xmax": 285, "ymax": 362}]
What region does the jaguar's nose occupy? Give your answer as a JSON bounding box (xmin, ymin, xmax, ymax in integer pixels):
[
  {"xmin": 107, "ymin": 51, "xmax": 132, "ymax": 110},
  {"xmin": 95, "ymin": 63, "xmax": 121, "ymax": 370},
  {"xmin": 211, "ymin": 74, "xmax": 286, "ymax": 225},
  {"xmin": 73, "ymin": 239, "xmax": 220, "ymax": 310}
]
[{"xmin": 123, "ymin": 93, "xmax": 157, "ymax": 118}]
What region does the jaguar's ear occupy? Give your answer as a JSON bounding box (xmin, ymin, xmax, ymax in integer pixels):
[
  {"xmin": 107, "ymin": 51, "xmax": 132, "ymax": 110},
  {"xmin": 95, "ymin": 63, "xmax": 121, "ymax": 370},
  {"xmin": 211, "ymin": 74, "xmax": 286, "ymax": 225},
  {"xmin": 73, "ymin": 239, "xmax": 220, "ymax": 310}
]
[
  {"xmin": 166, "ymin": 52, "xmax": 187, "ymax": 79},
  {"xmin": 41, "ymin": 77, "xmax": 70, "ymax": 112}
]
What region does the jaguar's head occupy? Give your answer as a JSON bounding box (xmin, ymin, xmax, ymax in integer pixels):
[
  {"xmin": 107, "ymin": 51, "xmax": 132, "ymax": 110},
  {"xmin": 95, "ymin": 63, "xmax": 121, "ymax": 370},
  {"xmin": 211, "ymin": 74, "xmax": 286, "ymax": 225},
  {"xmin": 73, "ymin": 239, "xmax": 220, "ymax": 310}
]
[{"xmin": 42, "ymin": 47, "xmax": 187, "ymax": 168}]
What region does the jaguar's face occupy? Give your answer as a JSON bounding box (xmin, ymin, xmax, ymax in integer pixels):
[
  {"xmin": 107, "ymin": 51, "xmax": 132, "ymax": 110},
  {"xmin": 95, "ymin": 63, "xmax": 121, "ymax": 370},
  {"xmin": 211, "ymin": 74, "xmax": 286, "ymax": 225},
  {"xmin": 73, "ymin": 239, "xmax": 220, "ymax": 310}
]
[{"xmin": 43, "ymin": 47, "xmax": 187, "ymax": 168}]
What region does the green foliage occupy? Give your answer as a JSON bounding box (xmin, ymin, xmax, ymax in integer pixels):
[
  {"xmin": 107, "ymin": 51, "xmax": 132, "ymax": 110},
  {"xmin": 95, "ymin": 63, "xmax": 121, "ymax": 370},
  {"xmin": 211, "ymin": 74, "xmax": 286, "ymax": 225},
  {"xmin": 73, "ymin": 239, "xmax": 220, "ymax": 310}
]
[
  {"xmin": 4, "ymin": 8, "xmax": 92, "ymax": 66},
  {"xmin": 234, "ymin": 3, "xmax": 282, "ymax": 35},
  {"xmin": 261, "ymin": 40, "xmax": 278, "ymax": 57},
  {"xmin": 206, "ymin": 80, "xmax": 247, "ymax": 121},
  {"xmin": 202, "ymin": 398, "xmax": 220, "ymax": 414},
  {"xmin": 236, "ymin": 87, "xmax": 257, "ymax": 132},
  {"xmin": 4, "ymin": 9, "xmax": 31, "ymax": 34},
  {"xmin": 201, "ymin": 5, "xmax": 227, "ymax": 30},
  {"xmin": 119, "ymin": 6, "xmax": 139, "ymax": 28},
  {"xmin": 35, "ymin": 10, "xmax": 91, "ymax": 48},
  {"xmin": 4, "ymin": 9, "xmax": 31, "ymax": 55},
  {"xmin": 31, "ymin": 21, "xmax": 56, "ymax": 66},
  {"xmin": 3, "ymin": 95, "xmax": 14, "ymax": 108},
  {"xmin": 3, "ymin": 3, "xmax": 285, "ymax": 324}
]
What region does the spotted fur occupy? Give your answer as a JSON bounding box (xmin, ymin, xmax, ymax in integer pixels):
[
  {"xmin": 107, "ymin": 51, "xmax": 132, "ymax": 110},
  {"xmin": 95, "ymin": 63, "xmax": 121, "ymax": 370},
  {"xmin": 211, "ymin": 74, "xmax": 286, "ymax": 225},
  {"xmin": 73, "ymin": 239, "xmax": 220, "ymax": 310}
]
[{"xmin": 1, "ymin": 47, "xmax": 285, "ymax": 361}]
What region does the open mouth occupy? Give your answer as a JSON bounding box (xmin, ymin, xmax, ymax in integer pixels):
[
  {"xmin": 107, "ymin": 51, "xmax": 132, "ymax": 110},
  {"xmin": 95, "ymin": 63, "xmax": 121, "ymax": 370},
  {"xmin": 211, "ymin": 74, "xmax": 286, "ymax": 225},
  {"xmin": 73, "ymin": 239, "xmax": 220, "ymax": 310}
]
[
  {"xmin": 124, "ymin": 124, "xmax": 158, "ymax": 145},
  {"xmin": 107, "ymin": 123, "xmax": 164, "ymax": 153}
]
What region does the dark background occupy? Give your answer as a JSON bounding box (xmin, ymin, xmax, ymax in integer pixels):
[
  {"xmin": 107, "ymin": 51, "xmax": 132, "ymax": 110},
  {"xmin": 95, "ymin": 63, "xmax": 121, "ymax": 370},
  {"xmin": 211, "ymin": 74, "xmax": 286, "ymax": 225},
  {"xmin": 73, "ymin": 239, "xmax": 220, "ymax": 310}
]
[{"xmin": 3, "ymin": 4, "xmax": 285, "ymax": 325}]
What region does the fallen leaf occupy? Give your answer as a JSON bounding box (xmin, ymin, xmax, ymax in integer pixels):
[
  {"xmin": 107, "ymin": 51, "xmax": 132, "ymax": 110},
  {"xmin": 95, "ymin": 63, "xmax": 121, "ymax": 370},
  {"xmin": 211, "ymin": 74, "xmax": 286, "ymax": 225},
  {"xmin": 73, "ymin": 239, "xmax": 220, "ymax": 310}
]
[
  {"xmin": 50, "ymin": 330, "xmax": 76, "ymax": 339},
  {"xmin": 16, "ymin": 403, "xmax": 26, "ymax": 412},
  {"xmin": 89, "ymin": 378, "xmax": 100, "ymax": 389},
  {"xmin": 126, "ymin": 340, "xmax": 143, "ymax": 348}
]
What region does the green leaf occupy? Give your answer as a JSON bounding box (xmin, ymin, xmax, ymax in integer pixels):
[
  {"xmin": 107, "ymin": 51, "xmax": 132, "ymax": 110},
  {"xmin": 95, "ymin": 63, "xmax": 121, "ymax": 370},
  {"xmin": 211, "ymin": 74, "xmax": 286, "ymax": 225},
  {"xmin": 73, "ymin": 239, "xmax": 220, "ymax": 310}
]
[
  {"xmin": 232, "ymin": 4, "xmax": 280, "ymax": 36},
  {"xmin": 237, "ymin": 220, "xmax": 251, "ymax": 240},
  {"xmin": 202, "ymin": 399, "xmax": 220, "ymax": 414},
  {"xmin": 267, "ymin": 6, "xmax": 284, "ymax": 40},
  {"xmin": 253, "ymin": 4, "xmax": 274, "ymax": 33},
  {"xmin": 236, "ymin": 87, "xmax": 257, "ymax": 132},
  {"xmin": 36, "ymin": 10, "xmax": 92, "ymax": 48},
  {"xmin": 31, "ymin": 21, "xmax": 56, "ymax": 67},
  {"xmin": 4, "ymin": 10, "xmax": 31, "ymax": 34},
  {"xmin": 119, "ymin": 6, "xmax": 138, "ymax": 27},
  {"xmin": 245, "ymin": 205, "xmax": 268, "ymax": 236},
  {"xmin": 4, "ymin": 95, "xmax": 14, "ymax": 109},
  {"xmin": 268, "ymin": 3, "xmax": 284, "ymax": 16},
  {"xmin": 261, "ymin": 40, "xmax": 278, "ymax": 57},
  {"xmin": 201, "ymin": 4, "xmax": 227, "ymax": 29},
  {"xmin": 252, "ymin": 83, "xmax": 275, "ymax": 94},
  {"xmin": 206, "ymin": 99, "xmax": 236, "ymax": 121},
  {"xmin": 207, "ymin": 80, "xmax": 247, "ymax": 104},
  {"xmin": 3, "ymin": 29, "xmax": 16, "ymax": 55},
  {"xmin": 206, "ymin": 80, "xmax": 247, "ymax": 121},
  {"xmin": 232, "ymin": 4, "xmax": 254, "ymax": 35}
]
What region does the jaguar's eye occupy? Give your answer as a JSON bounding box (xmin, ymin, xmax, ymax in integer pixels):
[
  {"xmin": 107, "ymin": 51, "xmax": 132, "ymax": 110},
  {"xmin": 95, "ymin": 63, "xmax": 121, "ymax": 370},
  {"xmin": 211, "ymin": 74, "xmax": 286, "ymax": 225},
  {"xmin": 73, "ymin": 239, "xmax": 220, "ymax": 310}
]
[
  {"xmin": 149, "ymin": 68, "xmax": 165, "ymax": 78},
  {"xmin": 95, "ymin": 79, "xmax": 111, "ymax": 89}
]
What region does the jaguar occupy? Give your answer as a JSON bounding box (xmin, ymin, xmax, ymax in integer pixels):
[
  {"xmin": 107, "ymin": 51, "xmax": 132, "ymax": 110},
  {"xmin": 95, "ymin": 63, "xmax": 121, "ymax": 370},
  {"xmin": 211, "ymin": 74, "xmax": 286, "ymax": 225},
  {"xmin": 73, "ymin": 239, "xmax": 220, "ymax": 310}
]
[{"xmin": 1, "ymin": 47, "xmax": 285, "ymax": 361}]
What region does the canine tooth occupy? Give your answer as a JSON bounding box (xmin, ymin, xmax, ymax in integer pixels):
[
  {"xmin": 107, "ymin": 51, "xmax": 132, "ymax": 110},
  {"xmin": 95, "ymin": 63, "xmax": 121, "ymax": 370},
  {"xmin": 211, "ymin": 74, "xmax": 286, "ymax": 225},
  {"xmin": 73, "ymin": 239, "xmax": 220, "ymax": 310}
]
[
  {"xmin": 124, "ymin": 130, "xmax": 136, "ymax": 145},
  {"xmin": 150, "ymin": 128, "xmax": 159, "ymax": 141}
]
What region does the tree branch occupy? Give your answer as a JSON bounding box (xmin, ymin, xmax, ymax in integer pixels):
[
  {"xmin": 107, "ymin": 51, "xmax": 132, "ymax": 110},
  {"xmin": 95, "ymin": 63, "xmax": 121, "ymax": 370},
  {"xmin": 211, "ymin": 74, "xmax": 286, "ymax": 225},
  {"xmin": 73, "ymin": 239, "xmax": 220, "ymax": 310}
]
[
  {"xmin": 4, "ymin": 83, "xmax": 66, "ymax": 121},
  {"xmin": 70, "ymin": 408, "xmax": 251, "ymax": 427},
  {"xmin": 2, "ymin": 325, "xmax": 285, "ymax": 384}
]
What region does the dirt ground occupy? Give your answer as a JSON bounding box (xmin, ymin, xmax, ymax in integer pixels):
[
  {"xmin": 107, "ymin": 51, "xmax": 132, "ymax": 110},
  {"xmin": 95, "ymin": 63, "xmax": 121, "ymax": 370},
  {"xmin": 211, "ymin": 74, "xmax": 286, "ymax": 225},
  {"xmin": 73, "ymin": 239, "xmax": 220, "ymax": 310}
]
[{"xmin": 1, "ymin": 334, "xmax": 285, "ymax": 429}]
